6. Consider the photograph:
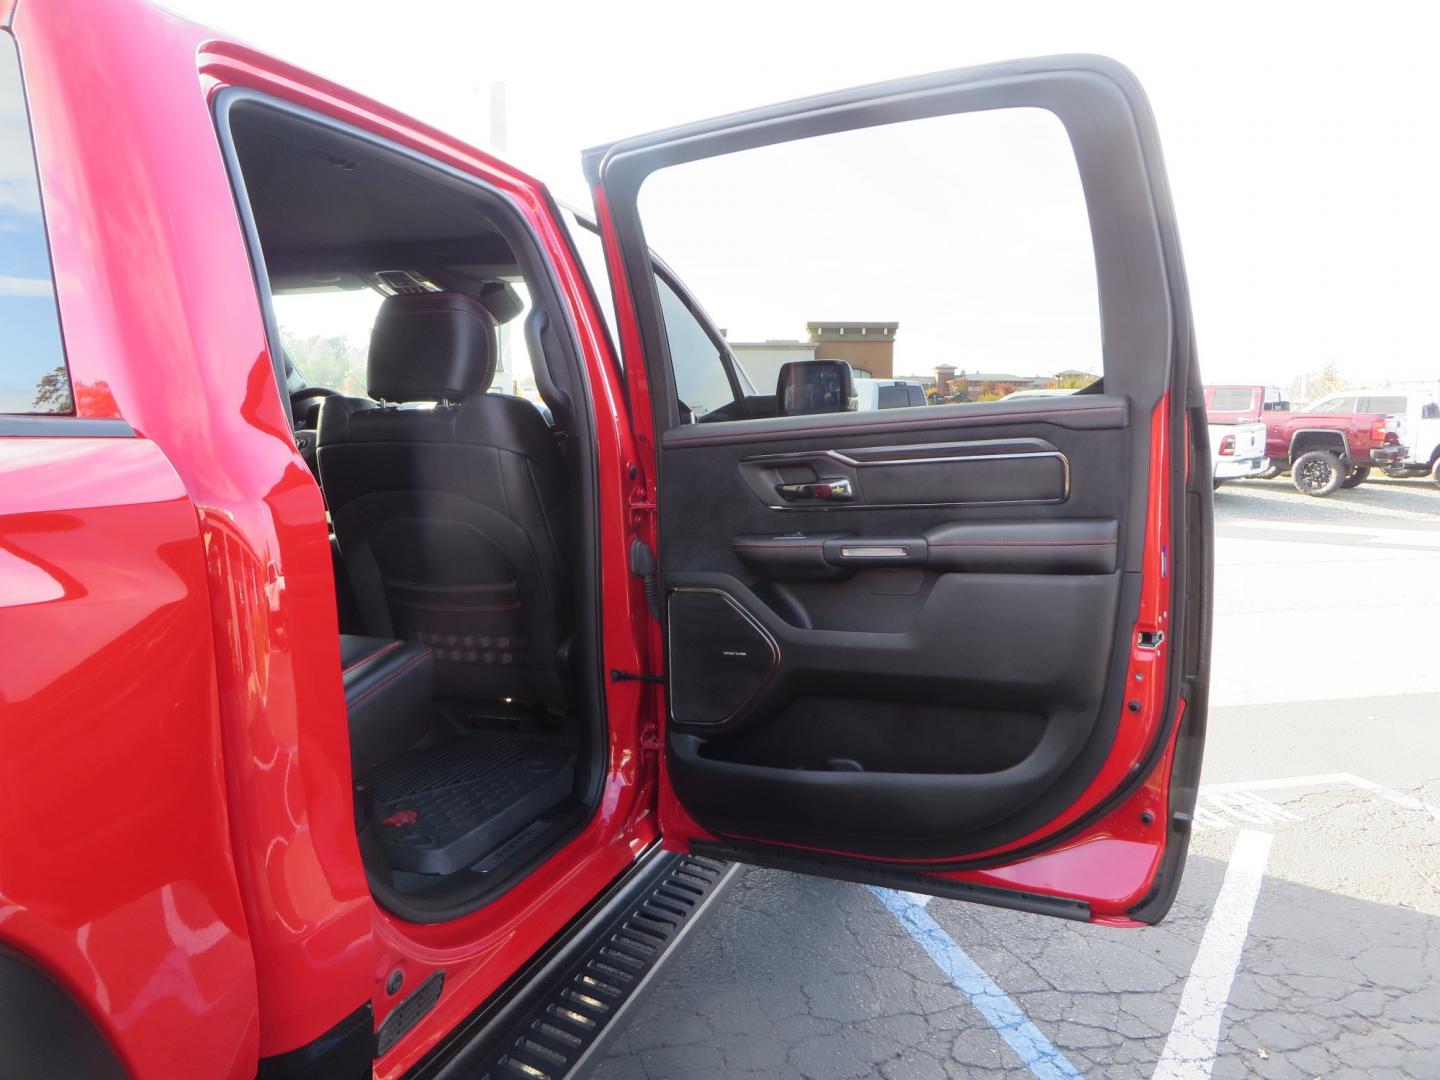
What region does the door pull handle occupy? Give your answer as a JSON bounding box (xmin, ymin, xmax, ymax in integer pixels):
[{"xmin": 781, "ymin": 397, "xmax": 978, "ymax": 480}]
[{"xmin": 775, "ymin": 477, "xmax": 855, "ymax": 502}]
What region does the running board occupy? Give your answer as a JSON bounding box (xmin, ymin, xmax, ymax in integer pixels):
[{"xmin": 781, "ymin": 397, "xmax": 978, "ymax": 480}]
[{"xmin": 408, "ymin": 849, "xmax": 737, "ymax": 1080}]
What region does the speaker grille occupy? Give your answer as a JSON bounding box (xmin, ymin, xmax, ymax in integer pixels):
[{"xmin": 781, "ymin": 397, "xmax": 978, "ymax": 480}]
[{"xmin": 667, "ymin": 590, "xmax": 778, "ymax": 726}]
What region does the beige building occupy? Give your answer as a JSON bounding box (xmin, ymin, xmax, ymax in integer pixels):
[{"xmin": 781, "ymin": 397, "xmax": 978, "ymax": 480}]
[{"xmin": 806, "ymin": 322, "xmax": 898, "ymax": 379}]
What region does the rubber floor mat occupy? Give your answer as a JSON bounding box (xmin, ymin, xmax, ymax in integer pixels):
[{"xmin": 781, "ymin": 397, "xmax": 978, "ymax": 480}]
[{"xmin": 367, "ymin": 735, "xmax": 575, "ymax": 875}]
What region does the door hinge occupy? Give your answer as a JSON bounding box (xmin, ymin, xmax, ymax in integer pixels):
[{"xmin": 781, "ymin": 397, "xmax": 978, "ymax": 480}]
[{"xmin": 628, "ymin": 485, "xmax": 656, "ymax": 527}]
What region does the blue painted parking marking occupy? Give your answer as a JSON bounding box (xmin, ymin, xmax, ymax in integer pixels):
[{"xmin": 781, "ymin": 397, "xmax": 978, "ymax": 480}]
[{"xmin": 872, "ymin": 887, "xmax": 1084, "ymax": 1080}]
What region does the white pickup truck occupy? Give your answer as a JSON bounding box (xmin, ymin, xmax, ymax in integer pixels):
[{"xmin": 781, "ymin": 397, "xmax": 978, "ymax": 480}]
[
  {"xmin": 1208, "ymin": 419, "xmax": 1268, "ymax": 490},
  {"xmin": 1306, "ymin": 389, "xmax": 1440, "ymax": 488}
]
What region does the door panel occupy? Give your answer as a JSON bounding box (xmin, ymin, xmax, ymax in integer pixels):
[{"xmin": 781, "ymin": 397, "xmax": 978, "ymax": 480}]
[
  {"xmin": 588, "ymin": 56, "xmax": 1207, "ymax": 923},
  {"xmin": 658, "ymin": 397, "xmax": 1134, "ymax": 859}
]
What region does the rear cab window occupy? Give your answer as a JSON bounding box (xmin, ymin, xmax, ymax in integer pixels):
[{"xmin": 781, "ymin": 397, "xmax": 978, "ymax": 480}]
[
  {"xmin": 274, "ymin": 282, "xmax": 546, "ymax": 407},
  {"xmin": 1208, "ymin": 387, "xmax": 1257, "ymax": 413},
  {"xmin": 0, "ymin": 32, "xmax": 70, "ymax": 415},
  {"xmin": 1362, "ymin": 395, "xmax": 1407, "ymax": 414}
]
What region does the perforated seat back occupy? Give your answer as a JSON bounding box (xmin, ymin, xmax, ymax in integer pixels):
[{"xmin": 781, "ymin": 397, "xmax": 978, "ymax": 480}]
[{"xmin": 318, "ymin": 293, "xmax": 569, "ymax": 709}]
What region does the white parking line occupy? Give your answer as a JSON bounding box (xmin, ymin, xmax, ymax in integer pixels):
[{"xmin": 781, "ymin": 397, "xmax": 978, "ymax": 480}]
[
  {"xmin": 1152, "ymin": 829, "xmax": 1273, "ymax": 1080},
  {"xmin": 1192, "ymin": 791, "xmax": 1303, "ymax": 831},
  {"xmin": 1199, "ymin": 772, "xmax": 1440, "ymax": 822},
  {"xmin": 1340, "ymin": 774, "xmax": 1440, "ymax": 824}
]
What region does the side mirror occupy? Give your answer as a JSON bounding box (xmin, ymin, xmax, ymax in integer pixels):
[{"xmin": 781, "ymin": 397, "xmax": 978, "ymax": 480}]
[{"xmin": 776, "ymin": 359, "xmax": 856, "ymax": 417}]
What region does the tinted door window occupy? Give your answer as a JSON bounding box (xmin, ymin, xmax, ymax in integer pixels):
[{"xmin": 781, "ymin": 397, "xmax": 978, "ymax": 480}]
[
  {"xmin": 0, "ymin": 33, "xmax": 70, "ymax": 414},
  {"xmin": 877, "ymin": 385, "xmax": 908, "ymax": 408}
]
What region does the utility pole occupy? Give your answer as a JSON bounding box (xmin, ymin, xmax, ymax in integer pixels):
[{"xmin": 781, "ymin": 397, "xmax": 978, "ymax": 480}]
[{"xmin": 488, "ymin": 82, "xmax": 516, "ymax": 393}]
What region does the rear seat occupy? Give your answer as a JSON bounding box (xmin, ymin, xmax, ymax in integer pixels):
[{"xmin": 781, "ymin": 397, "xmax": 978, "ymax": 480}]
[{"xmin": 341, "ymin": 635, "xmax": 434, "ymax": 778}]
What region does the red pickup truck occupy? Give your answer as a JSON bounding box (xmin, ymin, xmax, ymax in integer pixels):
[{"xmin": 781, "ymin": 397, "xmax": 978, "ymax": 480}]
[
  {"xmin": 1204, "ymin": 384, "xmax": 1406, "ymax": 496},
  {"xmin": 0, "ymin": 1, "xmax": 1213, "ymax": 1076}
]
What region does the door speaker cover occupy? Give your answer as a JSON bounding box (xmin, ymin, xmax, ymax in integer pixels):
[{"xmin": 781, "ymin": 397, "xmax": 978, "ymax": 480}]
[{"xmin": 667, "ymin": 589, "xmax": 778, "ymax": 726}]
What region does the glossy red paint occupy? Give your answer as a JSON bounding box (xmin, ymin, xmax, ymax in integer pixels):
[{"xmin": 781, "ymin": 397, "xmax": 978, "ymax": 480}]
[
  {"xmin": 15, "ymin": 0, "xmax": 374, "ymax": 1058},
  {"xmin": 948, "ymin": 704, "xmax": 1185, "ymax": 924},
  {"xmin": 0, "ymin": 437, "xmax": 258, "ymax": 1078},
  {"xmin": 12, "ymin": 0, "xmax": 661, "ymax": 1072}
]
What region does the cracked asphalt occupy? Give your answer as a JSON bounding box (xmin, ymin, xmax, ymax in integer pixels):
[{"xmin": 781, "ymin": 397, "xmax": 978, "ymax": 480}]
[{"xmin": 593, "ymin": 476, "xmax": 1440, "ymax": 1079}]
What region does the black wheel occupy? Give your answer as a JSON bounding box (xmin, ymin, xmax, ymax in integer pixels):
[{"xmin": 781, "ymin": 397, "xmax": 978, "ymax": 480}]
[
  {"xmin": 1256, "ymin": 464, "xmax": 1283, "ymax": 480},
  {"xmin": 1432, "ymin": 458, "xmax": 1440, "ymax": 490},
  {"xmin": 1340, "ymin": 466, "xmax": 1371, "ymax": 489},
  {"xmin": 1212, "ymin": 478, "xmax": 1224, "ymax": 492},
  {"xmin": 1292, "ymin": 450, "xmax": 1345, "ymax": 497}
]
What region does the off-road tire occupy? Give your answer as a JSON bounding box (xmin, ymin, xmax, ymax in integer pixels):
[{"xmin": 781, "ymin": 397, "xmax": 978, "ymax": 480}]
[{"xmin": 1292, "ymin": 450, "xmax": 1345, "ymax": 497}]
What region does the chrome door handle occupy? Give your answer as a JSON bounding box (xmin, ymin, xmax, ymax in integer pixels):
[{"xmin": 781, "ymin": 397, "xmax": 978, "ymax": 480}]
[{"xmin": 775, "ymin": 477, "xmax": 855, "ymax": 502}]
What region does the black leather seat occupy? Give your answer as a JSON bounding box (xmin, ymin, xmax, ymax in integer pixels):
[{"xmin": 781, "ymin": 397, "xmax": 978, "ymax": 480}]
[
  {"xmin": 341, "ymin": 635, "xmax": 433, "ymax": 778},
  {"xmin": 318, "ymin": 292, "xmax": 570, "ymax": 710}
]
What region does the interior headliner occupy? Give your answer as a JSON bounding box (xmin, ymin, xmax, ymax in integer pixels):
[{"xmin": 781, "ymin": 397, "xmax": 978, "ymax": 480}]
[{"xmin": 229, "ymin": 101, "xmax": 521, "ymax": 294}]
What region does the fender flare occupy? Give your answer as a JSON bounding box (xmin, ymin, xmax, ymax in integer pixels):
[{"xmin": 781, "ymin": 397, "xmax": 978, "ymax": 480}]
[{"xmin": 1287, "ymin": 428, "xmax": 1348, "ymax": 463}]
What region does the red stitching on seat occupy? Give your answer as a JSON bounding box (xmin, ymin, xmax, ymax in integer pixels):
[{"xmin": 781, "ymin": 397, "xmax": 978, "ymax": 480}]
[
  {"xmin": 341, "ymin": 640, "xmax": 405, "ymax": 676},
  {"xmin": 346, "ymin": 651, "xmax": 431, "ymax": 711}
]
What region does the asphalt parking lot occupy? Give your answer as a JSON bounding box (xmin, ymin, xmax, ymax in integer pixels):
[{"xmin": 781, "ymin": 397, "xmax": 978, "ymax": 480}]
[{"xmin": 593, "ymin": 476, "xmax": 1440, "ymax": 1080}]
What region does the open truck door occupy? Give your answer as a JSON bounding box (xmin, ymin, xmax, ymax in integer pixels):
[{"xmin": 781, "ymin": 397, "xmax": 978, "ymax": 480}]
[{"xmin": 586, "ymin": 56, "xmax": 1211, "ymax": 925}]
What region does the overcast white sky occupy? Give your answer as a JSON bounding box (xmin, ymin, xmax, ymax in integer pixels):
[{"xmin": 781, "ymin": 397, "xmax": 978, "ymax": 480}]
[{"xmin": 169, "ymin": 0, "xmax": 1439, "ymax": 389}]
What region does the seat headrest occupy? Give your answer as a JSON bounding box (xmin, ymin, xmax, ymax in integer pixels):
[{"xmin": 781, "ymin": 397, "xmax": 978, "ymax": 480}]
[{"xmin": 367, "ymin": 292, "xmax": 498, "ymax": 403}]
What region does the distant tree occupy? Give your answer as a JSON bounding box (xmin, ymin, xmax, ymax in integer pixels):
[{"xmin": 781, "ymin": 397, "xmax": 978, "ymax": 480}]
[
  {"xmin": 1050, "ymin": 372, "xmax": 1098, "ymax": 391},
  {"xmin": 974, "ymin": 380, "xmax": 1018, "ymax": 402},
  {"xmin": 30, "ymin": 364, "xmax": 73, "ymax": 413},
  {"xmin": 280, "ymin": 329, "xmax": 367, "ymax": 396},
  {"xmin": 1287, "ymin": 361, "xmax": 1349, "ymax": 406}
]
